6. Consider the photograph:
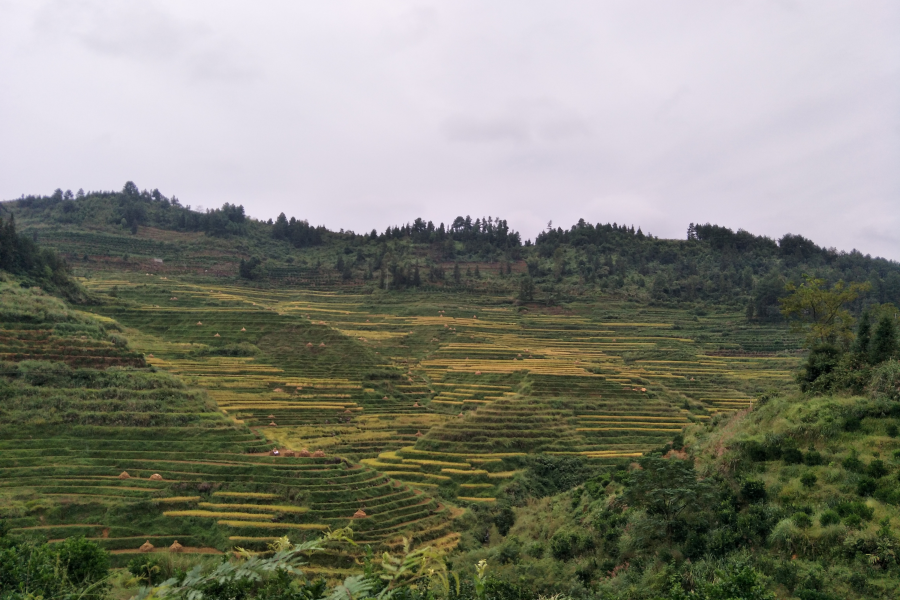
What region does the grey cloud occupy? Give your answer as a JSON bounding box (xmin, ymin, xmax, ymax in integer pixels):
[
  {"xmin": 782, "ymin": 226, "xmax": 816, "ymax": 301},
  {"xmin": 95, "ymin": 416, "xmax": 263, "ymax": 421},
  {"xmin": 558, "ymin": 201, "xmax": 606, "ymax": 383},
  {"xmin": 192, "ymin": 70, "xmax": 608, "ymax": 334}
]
[
  {"xmin": 443, "ymin": 116, "xmax": 530, "ymax": 143},
  {"xmin": 31, "ymin": 0, "xmax": 258, "ymax": 82},
  {"xmin": 1, "ymin": 1, "xmax": 898, "ymax": 259}
]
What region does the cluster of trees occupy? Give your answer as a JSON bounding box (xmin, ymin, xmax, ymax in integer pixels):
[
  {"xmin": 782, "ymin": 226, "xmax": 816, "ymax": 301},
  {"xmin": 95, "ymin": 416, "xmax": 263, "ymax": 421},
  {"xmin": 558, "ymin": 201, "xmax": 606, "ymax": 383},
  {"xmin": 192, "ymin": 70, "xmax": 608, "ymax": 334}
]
[
  {"xmin": 272, "ymin": 213, "xmax": 328, "ymax": 248},
  {"xmin": 779, "ymin": 276, "xmax": 900, "ymax": 394},
  {"xmin": 0, "ymin": 212, "xmax": 83, "ymax": 300},
  {"xmin": 525, "ymin": 219, "xmax": 900, "ymax": 312},
  {"xmin": 11, "ymin": 182, "xmax": 249, "ymax": 237}
]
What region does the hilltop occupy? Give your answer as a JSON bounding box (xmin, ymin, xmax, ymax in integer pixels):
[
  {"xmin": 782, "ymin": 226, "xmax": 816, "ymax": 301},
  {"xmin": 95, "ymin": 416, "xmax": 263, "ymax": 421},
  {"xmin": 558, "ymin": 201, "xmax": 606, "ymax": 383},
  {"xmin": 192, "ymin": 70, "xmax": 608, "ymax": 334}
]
[{"xmin": 4, "ymin": 182, "xmax": 899, "ymax": 314}]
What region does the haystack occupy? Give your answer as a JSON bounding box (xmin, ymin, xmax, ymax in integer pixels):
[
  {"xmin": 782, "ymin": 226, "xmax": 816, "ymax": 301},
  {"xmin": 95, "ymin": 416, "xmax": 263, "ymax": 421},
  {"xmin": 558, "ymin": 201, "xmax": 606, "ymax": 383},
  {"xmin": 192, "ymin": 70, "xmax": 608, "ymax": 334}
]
[
  {"xmin": 269, "ymin": 421, "xmax": 277, "ymax": 427},
  {"xmin": 383, "ymin": 396, "xmax": 389, "ymax": 400},
  {"xmin": 299, "ymin": 448, "xmax": 311, "ymax": 457},
  {"xmin": 214, "ymin": 333, "xmax": 220, "ymax": 337},
  {"xmin": 197, "ymin": 321, "xmax": 203, "ymax": 325},
  {"xmin": 241, "ymin": 327, "xmax": 246, "ymax": 331},
  {"xmin": 413, "ymin": 402, "xmax": 420, "ymax": 408},
  {"xmin": 283, "ymin": 451, "xmax": 295, "ymax": 457},
  {"xmin": 319, "ymin": 342, "xmax": 325, "ymax": 347},
  {"xmin": 149, "ymin": 473, "xmax": 163, "ymax": 481},
  {"xmin": 344, "ymin": 409, "xmax": 352, "ymax": 414},
  {"xmin": 313, "ymin": 450, "xmax": 325, "ymax": 457},
  {"xmin": 169, "ymin": 540, "xmax": 184, "ymax": 553},
  {"xmin": 306, "ymin": 342, "xmax": 313, "ymax": 348},
  {"xmin": 415, "ymin": 431, "xmax": 423, "ymax": 437},
  {"xmin": 268, "ymin": 414, "xmax": 276, "ymax": 419},
  {"xmin": 139, "ymin": 540, "xmax": 154, "ymax": 553},
  {"xmin": 458, "ymin": 413, "xmax": 464, "ymax": 417},
  {"xmin": 273, "ymin": 388, "xmax": 283, "ymax": 392},
  {"xmin": 118, "ymin": 471, "xmax": 131, "ymax": 479},
  {"xmin": 353, "ymin": 509, "xmax": 367, "ymax": 518},
  {"xmin": 475, "ymin": 371, "xmax": 482, "ymax": 375}
]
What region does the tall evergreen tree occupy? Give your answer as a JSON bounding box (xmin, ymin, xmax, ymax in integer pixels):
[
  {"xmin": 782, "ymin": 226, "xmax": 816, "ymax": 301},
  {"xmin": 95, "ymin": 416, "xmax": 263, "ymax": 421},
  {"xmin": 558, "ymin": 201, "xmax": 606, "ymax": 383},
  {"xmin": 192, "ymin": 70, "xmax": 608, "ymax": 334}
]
[
  {"xmin": 871, "ymin": 315, "xmax": 898, "ymax": 364},
  {"xmin": 854, "ymin": 310, "xmax": 872, "ymax": 358}
]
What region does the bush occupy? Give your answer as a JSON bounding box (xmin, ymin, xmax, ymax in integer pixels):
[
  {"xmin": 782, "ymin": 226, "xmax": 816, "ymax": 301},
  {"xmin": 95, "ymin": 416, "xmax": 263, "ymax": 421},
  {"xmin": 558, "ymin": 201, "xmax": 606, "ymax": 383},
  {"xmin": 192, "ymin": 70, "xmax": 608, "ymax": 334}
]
[
  {"xmin": 804, "ymin": 450, "xmax": 823, "ymax": 466},
  {"xmin": 870, "ymin": 360, "xmax": 900, "ymax": 401},
  {"xmin": 800, "ymin": 473, "xmax": 817, "ymax": 488},
  {"xmin": 783, "ymin": 447, "xmax": 803, "ymax": 465},
  {"xmin": 819, "ymin": 510, "xmax": 840, "ymax": 526},
  {"xmin": 867, "ymin": 459, "xmax": 889, "ymax": 479},
  {"xmin": 493, "ymin": 504, "xmax": 515, "ymax": 536},
  {"xmin": 741, "ymin": 479, "xmax": 767, "ymax": 504},
  {"xmin": 836, "ymin": 501, "xmax": 874, "ymax": 521},
  {"xmin": 549, "ymin": 529, "xmax": 593, "ymax": 560},
  {"xmin": 127, "ymin": 555, "xmax": 165, "ymax": 585},
  {"xmin": 842, "ymin": 454, "xmax": 863, "ymax": 472},
  {"xmin": 857, "ymin": 476, "xmax": 877, "ymax": 497},
  {"xmin": 793, "ymin": 512, "xmax": 812, "ymax": 529}
]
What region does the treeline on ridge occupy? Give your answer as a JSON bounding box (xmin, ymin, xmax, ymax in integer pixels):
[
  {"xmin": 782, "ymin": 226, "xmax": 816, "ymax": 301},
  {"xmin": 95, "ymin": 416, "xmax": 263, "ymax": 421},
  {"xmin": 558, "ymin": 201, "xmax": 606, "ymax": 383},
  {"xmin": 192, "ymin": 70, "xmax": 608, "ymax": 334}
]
[{"xmin": 4, "ymin": 182, "xmax": 900, "ymax": 313}]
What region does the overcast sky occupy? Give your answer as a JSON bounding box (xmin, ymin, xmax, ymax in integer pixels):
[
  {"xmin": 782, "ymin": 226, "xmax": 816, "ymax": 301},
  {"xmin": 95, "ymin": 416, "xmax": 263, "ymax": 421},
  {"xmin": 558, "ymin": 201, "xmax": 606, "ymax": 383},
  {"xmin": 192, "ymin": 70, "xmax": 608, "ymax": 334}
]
[{"xmin": 1, "ymin": 1, "xmax": 898, "ymax": 258}]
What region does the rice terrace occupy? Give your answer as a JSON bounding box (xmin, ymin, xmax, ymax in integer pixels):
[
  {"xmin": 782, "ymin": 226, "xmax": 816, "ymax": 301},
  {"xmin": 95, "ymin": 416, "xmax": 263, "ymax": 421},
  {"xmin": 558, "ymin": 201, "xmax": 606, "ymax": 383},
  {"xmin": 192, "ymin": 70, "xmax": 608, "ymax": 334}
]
[{"xmin": 2, "ymin": 186, "xmax": 900, "ymax": 598}]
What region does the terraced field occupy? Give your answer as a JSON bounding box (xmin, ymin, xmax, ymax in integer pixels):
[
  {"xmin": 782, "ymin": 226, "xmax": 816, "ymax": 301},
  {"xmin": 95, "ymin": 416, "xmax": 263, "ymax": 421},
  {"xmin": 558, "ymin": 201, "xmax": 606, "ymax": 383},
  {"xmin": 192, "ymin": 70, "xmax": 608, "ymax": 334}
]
[
  {"xmin": 74, "ymin": 274, "xmax": 802, "ymax": 504},
  {"xmin": 0, "ymin": 285, "xmax": 457, "ymax": 568}
]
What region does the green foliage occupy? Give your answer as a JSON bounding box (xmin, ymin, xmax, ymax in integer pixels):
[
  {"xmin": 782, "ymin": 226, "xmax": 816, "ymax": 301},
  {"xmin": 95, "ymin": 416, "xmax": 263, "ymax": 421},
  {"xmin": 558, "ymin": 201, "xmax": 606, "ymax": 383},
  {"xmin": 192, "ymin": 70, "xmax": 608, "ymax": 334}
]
[
  {"xmin": 0, "ymin": 215, "xmax": 86, "ymax": 301},
  {"xmin": 623, "ymin": 457, "xmax": 715, "ymax": 537},
  {"xmin": 0, "ymin": 534, "xmax": 110, "ymax": 599},
  {"xmin": 870, "ymin": 314, "xmax": 899, "ymax": 364},
  {"xmin": 779, "ymin": 275, "xmax": 869, "ymax": 348},
  {"xmin": 869, "ymin": 359, "xmax": 900, "ymax": 401}
]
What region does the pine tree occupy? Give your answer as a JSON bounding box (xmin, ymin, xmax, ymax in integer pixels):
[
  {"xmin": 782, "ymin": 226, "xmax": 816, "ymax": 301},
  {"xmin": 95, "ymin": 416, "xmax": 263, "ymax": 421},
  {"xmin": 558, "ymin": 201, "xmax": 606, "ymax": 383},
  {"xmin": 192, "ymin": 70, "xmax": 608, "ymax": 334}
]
[
  {"xmin": 853, "ymin": 310, "xmax": 872, "ymax": 358},
  {"xmin": 871, "ymin": 315, "xmax": 898, "ymax": 364},
  {"xmin": 453, "ymin": 263, "xmax": 461, "ymax": 284}
]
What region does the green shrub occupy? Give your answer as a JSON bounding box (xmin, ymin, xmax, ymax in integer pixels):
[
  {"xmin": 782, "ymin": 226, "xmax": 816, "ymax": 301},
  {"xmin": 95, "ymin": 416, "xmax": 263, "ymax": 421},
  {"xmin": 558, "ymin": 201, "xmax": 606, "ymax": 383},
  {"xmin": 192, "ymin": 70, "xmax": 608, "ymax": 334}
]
[
  {"xmin": 549, "ymin": 528, "xmax": 593, "ymax": 560},
  {"xmin": 870, "ymin": 360, "xmax": 900, "ymax": 401},
  {"xmin": 800, "ymin": 473, "xmax": 817, "ymax": 488},
  {"xmin": 782, "ymin": 447, "xmax": 803, "ymax": 465},
  {"xmin": 128, "ymin": 555, "xmax": 165, "ymax": 585},
  {"xmin": 793, "ymin": 512, "xmax": 812, "ymax": 529},
  {"xmin": 804, "ymin": 450, "xmax": 823, "ymax": 466},
  {"xmin": 857, "ymin": 476, "xmax": 877, "ymax": 496},
  {"xmin": 867, "ymin": 459, "xmax": 889, "ymax": 479},
  {"xmin": 836, "ymin": 501, "xmax": 874, "ymax": 521},
  {"xmin": 819, "ymin": 510, "xmax": 840, "ymax": 526},
  {"xmin": 842, "ymin": 453, "xmax": 863, "ymax": 472},
  {"xmin": 741, "ymin": 480, "xmax": 767, "ymax": 504}
]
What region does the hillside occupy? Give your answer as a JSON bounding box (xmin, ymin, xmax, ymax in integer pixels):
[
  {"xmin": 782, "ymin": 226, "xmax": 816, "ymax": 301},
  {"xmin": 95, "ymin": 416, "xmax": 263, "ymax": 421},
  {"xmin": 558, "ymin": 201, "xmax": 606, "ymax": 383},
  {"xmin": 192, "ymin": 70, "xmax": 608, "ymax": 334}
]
[
  {"xmin": 2, "ymin": 185, "xmax": 900, "ymax": 598},
  {"xmin": 449, "ymin": 389, "xmax": 900, "ymax": 599},
  {"xmin": 0, "ymin": 282, "xmax": 456, "ymax": 574}
]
